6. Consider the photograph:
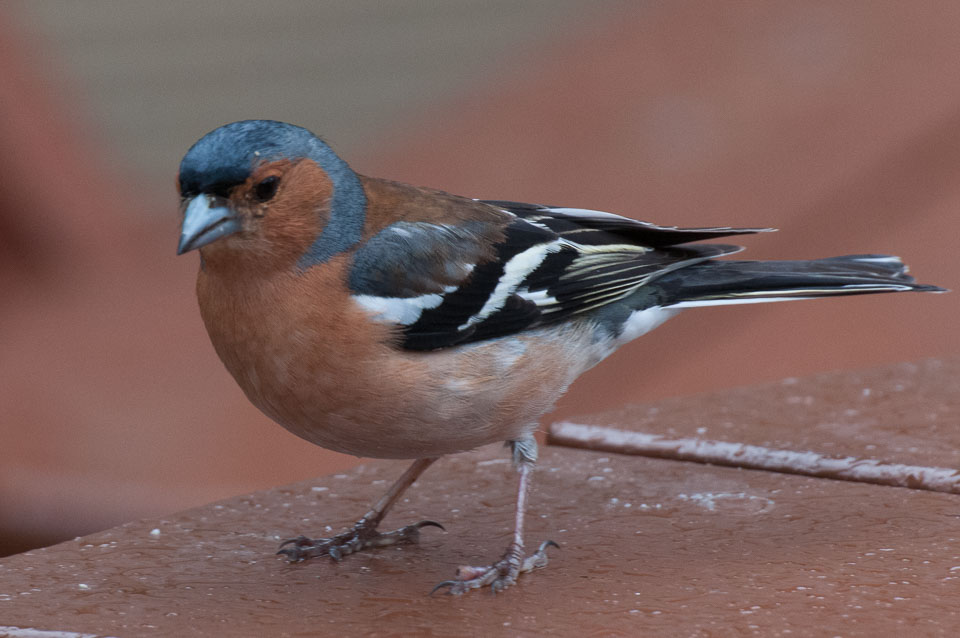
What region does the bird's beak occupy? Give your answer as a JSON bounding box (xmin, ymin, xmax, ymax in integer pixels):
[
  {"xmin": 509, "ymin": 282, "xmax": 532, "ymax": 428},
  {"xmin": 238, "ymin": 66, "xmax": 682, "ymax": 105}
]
[{"xmin": 177, "ymin": 194, "xmax": 242, "ymax": 254}]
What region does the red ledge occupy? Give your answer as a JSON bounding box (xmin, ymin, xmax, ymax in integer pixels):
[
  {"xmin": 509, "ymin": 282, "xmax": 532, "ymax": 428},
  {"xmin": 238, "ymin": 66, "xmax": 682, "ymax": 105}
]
[{"xmin": 1, "ymin": 358, "xmax": 958, "ymax": 635}]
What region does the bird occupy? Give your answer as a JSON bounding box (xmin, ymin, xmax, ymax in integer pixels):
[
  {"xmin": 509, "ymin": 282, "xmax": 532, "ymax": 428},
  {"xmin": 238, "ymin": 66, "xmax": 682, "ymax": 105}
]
[{"xmin": 177, "ymin": 119, "xmax": 943, "ymax": 595}]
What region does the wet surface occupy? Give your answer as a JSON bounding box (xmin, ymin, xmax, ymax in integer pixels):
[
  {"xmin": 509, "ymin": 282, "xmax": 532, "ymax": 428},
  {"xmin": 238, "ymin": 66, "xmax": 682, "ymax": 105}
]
[
  {"xmin": 564, "ymin": 358, "xmax": 960, "ymax": 472},
  {"xmin": 2, "ymin": 359, "xmax": 960, "ymax": 635}
]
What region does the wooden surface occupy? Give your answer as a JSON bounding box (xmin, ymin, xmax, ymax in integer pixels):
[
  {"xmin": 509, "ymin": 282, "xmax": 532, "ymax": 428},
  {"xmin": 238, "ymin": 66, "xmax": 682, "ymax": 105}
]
[{"xmin": 2, "ymin": 358, "xmax": 959, "ymax": 636}]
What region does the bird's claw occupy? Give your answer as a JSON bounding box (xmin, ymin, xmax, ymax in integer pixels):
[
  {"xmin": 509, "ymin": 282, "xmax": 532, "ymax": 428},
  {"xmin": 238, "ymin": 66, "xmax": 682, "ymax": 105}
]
[
  {"xmin": 430, "ymin": 579, "xmax": 460, "ymax": 596},
  {"xmin": 276, "ymin": 534, "xmax": 336, "ymax": 562},
  {"xmin": 431, "ymin": 539, "xmax": 558, "ymax": 595},
  {"xmin": 277, "ymin": 519, "xmax": 444, "ymax": 563}
]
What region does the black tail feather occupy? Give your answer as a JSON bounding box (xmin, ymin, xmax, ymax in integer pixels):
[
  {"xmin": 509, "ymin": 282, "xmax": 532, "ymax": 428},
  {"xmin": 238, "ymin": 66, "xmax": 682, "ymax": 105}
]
[{"xmin": 656, "ymin": 254, "xmax": 945, "ymax": 306}]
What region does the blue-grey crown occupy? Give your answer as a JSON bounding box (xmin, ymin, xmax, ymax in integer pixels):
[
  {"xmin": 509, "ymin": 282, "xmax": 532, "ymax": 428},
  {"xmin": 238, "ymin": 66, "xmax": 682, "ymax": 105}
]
[{"xmin": 180, "ymin": 120, "xmax": 331, "ymax": 196}]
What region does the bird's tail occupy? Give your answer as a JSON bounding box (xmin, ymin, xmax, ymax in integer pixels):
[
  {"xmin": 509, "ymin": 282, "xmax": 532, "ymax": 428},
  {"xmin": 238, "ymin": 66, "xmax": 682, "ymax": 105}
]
[{"xmin": 656, "ymin": 254, "xmax": 945, "ymax": 308}]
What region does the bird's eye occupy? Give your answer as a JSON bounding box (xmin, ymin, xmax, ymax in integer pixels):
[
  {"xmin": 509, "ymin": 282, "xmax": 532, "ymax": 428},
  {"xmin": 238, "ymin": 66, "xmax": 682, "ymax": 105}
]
[{"xmin": 253, "ymin": 176, "xmax": 280, "ymax": 202}]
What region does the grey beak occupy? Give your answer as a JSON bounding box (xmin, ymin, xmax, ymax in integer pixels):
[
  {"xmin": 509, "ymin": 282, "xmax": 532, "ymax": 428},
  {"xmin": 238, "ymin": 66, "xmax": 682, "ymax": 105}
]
[{"xmin": 177, "ymin": 194, "xmax": 242, "ymax": 254}]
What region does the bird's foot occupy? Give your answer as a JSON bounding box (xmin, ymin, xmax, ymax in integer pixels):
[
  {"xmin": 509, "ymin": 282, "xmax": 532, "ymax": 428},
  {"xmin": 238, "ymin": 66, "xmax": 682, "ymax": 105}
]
[
  {"xmin": 277, "ymin": 518, "xmax": 444, "ymax": 562},
  {"xmin": 432, "ymin": 540, "xmax": 558, "ymax": 595}
]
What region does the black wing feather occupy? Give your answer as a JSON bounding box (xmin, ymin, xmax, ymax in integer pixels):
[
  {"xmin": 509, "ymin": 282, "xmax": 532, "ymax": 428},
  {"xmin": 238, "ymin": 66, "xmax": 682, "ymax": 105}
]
[
  {"xmin": 350, "ymin": 202, "xmax": 764, "ymax": 350},
  {"xmin": 482, "ymin": 200, "xmax": 773, "ymax": 246}
]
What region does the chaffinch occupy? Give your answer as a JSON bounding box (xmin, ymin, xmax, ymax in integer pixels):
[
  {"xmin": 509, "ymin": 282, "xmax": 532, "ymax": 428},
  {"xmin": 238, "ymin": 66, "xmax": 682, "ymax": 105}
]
[{"xmin": 177, "ymin": 120, "xmax": 943, "ymax": 594}]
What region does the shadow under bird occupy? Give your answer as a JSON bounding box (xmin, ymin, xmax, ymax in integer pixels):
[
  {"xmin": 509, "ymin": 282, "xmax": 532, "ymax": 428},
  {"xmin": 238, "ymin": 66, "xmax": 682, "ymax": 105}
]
[{"xmin": 176, "ymin": 120, "xmax": 944, "ymax": 594}]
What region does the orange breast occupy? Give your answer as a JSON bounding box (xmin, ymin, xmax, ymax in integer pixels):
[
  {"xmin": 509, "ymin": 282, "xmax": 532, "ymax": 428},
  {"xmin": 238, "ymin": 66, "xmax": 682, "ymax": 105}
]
[{"xmin": 195, "ymin": 255, "xmax": 597, "ymax": 459}]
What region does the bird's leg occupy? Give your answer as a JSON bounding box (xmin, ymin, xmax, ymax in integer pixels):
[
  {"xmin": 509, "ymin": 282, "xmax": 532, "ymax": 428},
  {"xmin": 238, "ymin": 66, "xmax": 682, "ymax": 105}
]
[
  {"xmin": 433, "ymin": 437, "xmax": 557, "ymax": 595},
  {"xmin": 278, "ymin": 457, "xmax": 442, "ymax": 562}
]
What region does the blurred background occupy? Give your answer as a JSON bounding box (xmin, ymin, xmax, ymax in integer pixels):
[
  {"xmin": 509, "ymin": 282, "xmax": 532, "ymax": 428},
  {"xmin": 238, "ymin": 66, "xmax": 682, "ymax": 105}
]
[{"xmin": 2, "ymin": 1, "xmax": 958, "ymax": 557}]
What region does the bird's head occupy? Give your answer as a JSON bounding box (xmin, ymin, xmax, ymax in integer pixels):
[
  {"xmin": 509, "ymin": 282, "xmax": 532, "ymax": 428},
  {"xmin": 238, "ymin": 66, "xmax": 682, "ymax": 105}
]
[{"xmin": 177, "ymin": 120, "xmax": 366, "ymax": 269}]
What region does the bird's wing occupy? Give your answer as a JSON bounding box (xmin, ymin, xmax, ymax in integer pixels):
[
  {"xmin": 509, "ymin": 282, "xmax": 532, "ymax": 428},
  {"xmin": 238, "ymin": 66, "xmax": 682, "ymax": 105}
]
[
  {"xmin": 348, "ymin": 201, "xmax": 768, "ymax": 350},
  {"xmin": 483, "ymin": 200, "xmax": 772, "ymax": 246}
]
